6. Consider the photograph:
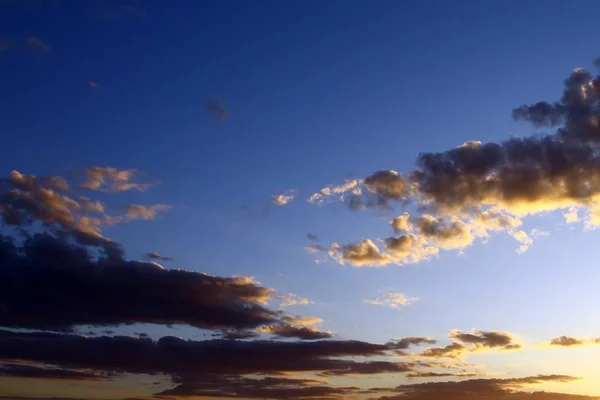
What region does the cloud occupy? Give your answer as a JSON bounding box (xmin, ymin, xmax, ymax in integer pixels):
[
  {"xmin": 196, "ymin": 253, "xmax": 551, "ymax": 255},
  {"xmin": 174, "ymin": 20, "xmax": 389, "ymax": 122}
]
[
  {"xmin": 365, "ymin": 292, "xmax": 418, "ymax": 308},
  {"xmin": 406, "ymin": 371, "xmax": 485, "ymax": 378},
  {"xmin": 25, "ymin": 36, "xmax": 50, "ymax": 51},
  {"xmin": 0, "ymin": 329, "xmax": 400, "ymax": 377},
  {"xmin": 205, "ymin": 98, "xmax": 228, "ymax": 121},
  {"xmin": 308, "ymin": 60, "xmax": 600, "ymax": 267},
  {"xmin": 0, "ymin": 362, "xmax": 113, "ymax": 381},
  {"xmin": 307, "ymin": 233, "xmax": 319, "ymax": 241},
  {"xmin": 81, "ymin": 166, "xmax": 155, "ymax": 192},
  {"xmin": 308, "ymin": 179, "xmax": 362, "ymax": 205},
  {"xmin": 259, "ymin": 324, "xmax": 333, "ymax": 340},
  {"xmin": 419, "ymin": 330, "xmax": 521, "ymax": 359},
  {"xmin": 368, "ymin": 375, "xmax": 590, "ymax": 400},
  {"xmin": 277, "ymin": 294, "xmax": 314, "ymax": 307},
  {"xmin": 387, "ymin": 337, "xmax": 437, "ymax": 350},
  {"xmin": 281, "ymin": 316, "xmax": 323, "ymax": 326},
  {"xmin": 123, "ymin": 204, "xmax": 171, "ymax": 220},
  {"xmin": 546, "ymin": 335, "xmax": 600, "ymax": 347},
  {"xmin": 145, "ymin": 251, "xmax": 173, "ymax": 261},
  {"xmin": 0, "ymin": 232, "xmax": 280, "ymax": 331},
  {"xmin": 305, "ymin": 244, "xmax": 326, "ymax": 253},
  {"xmin": 220, "ymin": 329, "xmax": 260, "ymax": 340},
  {"xmin": 273, "ymin": 189, "xmax": 296, "ymax": 206},
  {"xmin": 449, "ymin": 329, "xmax": 522, "ymax": 352},
  {"xmin": 326, "ymin": 208, "xmax": 532, "ymax": 267},
  {"xmin": 419, "ymin": 342, "xmax": 468, "ymax": 359},
  {"xmin": 158, "ymin": 374, "xmax": 355, "ymax": 399}
]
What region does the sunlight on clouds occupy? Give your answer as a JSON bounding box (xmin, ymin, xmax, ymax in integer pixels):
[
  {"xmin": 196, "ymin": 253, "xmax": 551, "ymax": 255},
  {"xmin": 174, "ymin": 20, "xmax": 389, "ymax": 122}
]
[{"xmin": 364, "ymin": 292, "xmax": 418, "ymax": 308}]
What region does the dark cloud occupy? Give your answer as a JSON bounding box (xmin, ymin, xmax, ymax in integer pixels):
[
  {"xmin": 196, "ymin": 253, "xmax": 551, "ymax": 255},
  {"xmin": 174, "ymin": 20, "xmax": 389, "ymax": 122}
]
[
  {"xmin": 0, "ymin": 362, "xmax": 114, "ymax": 381},
  {"xmin": 220, "ymin": 329, "xmax": 260, "ymax": 340},
  {"xmin": 205, "ymin": 98, "xmax": 228, "ymax": 121},
  {"xmin": 0, "ymin": 232, "xmax": 278, "ymax": 331},
  {"xmin": 368, "ymin": 375, "xmax": 591, "ymax": 400},
  {"xmin": 158, "ymin": 374, "xmax": 355, "ymax": 399},
  {"xmin": 144, "ymin": 251, "xmax": 173, "ymax": 261},
  {"xmin": 406, "ymin": 371, "xmax": 483, "ymax": 378},
  {"xmin": 449, "ymin": 329, "xmax": 521, "ymax": 351},
  {"xmin": 259, "ymin": 324, "xmax": 332, "ymax": 340},
  {"xmin": 419, "ymin": 342, "xmax": 467, "ymax": 359},
  {"xmin": 320, "ymin": 361, "xmax": 413, "ymax": 377},
  {"xmin": 306, "ymin": 233, "xmax": 319, "ymax": 241},
  {"xmin": 0, "ymin": 329, "xmax": 397, "ymax": 377},
  {"xmin": 387, "ymin": 337, "xmax": 437, "ymax": 350}
]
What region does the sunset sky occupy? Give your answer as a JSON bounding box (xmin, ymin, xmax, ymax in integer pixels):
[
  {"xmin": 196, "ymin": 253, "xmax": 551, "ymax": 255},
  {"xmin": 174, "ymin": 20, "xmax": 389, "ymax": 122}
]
[{"xmin": 2, "ymin": 0, "xmax": 600, "ymax": 399}]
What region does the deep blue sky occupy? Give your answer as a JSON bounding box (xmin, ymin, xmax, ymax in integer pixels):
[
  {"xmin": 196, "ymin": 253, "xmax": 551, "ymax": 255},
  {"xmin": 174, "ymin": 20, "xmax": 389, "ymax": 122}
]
[{"xmin": 3, "ymin": 0, "xmax": 600, "ymax": 396}]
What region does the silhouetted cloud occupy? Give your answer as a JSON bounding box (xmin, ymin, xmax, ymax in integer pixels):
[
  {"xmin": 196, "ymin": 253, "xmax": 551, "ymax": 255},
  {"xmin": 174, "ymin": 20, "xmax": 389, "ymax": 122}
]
[
  {"xmin": 0, "ymin": 233, "xmax": 278, "ymax": 331},
  {"xmin": 259, "ymin": 324, "xmax": 333, "ymax": 340},
  {"xmin": 0, "ymin": 329, "xmax": 402, "ymax": 377},
  {"xmin": 368, "ymin": 375, "xmax": 589, "ymax": 400},
  {"xmin": 0, "ymin": 363, "xmax": 113, "ymax": 381},
  {"xmin": 449, "ymin": 329, "xmax": 522, "ymax": 352}
]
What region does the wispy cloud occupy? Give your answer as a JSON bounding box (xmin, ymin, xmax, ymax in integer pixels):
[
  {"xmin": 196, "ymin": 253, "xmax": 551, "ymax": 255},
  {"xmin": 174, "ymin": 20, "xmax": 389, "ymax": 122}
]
[{"xmin": 364, "ymin": 292, "xmax": 417, "ymax": 308}]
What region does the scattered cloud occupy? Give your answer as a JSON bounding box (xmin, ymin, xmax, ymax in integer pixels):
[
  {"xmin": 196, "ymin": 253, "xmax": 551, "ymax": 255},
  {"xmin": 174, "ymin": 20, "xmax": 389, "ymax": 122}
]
[
  {"xmin": 278, "ymin": 294, "xmax": 315, "ymax": 307},
  {"xmin": 307, "ymin": 60, "xmax": 600, "ymax": 267},
  {"xmin": 88, "ymin": 81, "xmax": 98, "ymax": 88},
  {"xmin": 81, "ymin": 166, "xmax": 155, "ymax": 192},
  {"xmin": 273, "ymin": 189, "xmax": 296, "ymax": 206},
  {"xmin": 545, "ymin": 335, "xmax": 600, "ymax": 347},
  {"xmin": 419, "ymin": 329, "xmax": 521, "ymax": 359},
  {"xmin": 365, "ymin": 292, "xmax": 418, "ymax": 308}
]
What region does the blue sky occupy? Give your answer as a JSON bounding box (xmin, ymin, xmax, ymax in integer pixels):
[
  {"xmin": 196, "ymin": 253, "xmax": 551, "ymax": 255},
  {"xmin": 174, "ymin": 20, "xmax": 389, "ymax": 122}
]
[{"xmin": 3, "ymin": 0, "xmax": 600, "ymax": 399}]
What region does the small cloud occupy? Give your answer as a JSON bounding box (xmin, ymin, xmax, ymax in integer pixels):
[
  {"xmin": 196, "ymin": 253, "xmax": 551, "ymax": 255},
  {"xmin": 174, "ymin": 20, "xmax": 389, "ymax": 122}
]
[
  {"xmin": 306, "ymin": 233, "xmax": 319, "ymax": 241},
  {"xmin": 205, "ymin": 98, "xmax": 228, "ymax": 121},
  {"xmin": 277, "ymin": 294, "xmax": 315, "ymax": 308},
  {"xmin": 305, "ymin": 244, "xmax": 326, "ymax": 253},
  {"xmin": 273, "ymin": 189, "xmax": 296, "ymax": 206},
  {"xmin": 364, "ymin": 292, "xmax": 417, "ymax": 309},
  {"xmin": 544, "ymin": 335, "xmax": 600, "ymax": 348},
  {"xmin": 25, "ymin": 36, "xmax": 50, "ymax": 51},
  {"xmin": 145, "ymin": 252, "xmax": 173, "ymax": 262},
  {"xmin": 89, "ymin": 81, "xmax": 99, "ymax": 88}
]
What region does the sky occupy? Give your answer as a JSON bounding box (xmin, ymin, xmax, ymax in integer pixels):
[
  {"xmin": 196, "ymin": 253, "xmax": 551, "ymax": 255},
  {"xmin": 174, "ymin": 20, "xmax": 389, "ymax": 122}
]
[{"xmin": 2, "ymin": 0, "xmax": 600, "ymax": 399}]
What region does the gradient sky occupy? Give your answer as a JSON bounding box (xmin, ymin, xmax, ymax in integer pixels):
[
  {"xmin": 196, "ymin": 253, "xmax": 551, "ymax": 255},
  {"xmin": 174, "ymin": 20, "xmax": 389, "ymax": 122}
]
[{"xmin": 3, "ymin": 0, "xmax": 600, "ymax": 399}]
